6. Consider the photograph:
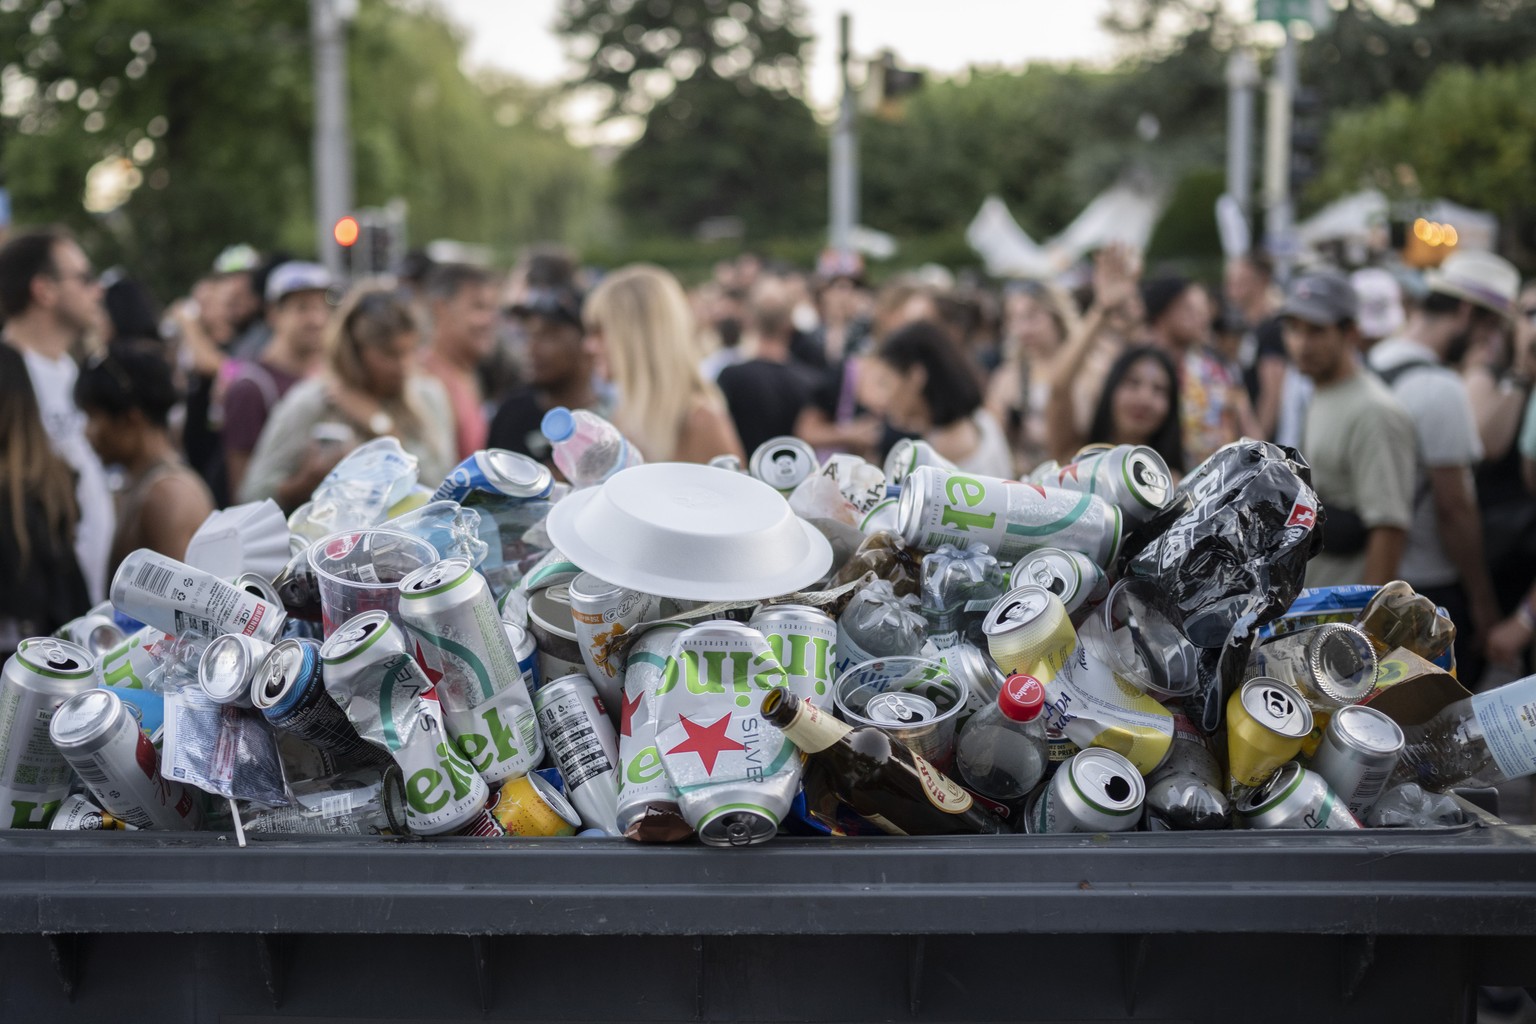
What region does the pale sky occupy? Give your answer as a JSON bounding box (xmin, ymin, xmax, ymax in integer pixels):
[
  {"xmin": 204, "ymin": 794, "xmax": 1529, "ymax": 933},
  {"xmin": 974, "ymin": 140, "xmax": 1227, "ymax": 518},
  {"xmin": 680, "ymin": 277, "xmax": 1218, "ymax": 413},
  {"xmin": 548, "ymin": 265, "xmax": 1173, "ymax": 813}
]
[{"xmin": 436, "ymin": 0, "xmax": 1127, "ymax": 142}]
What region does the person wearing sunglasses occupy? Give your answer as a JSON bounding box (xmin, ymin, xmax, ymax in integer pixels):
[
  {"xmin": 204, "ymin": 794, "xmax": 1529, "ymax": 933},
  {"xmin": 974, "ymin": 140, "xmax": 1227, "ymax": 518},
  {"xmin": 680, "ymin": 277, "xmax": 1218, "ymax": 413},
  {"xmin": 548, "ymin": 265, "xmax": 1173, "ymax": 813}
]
[
  {"xmin": 75, "ymin": 343, "xmax": 215, "ymax": 578},
  {"xmin": 0, "ymin": 227, "xmax": 115, "ymax": 603}
]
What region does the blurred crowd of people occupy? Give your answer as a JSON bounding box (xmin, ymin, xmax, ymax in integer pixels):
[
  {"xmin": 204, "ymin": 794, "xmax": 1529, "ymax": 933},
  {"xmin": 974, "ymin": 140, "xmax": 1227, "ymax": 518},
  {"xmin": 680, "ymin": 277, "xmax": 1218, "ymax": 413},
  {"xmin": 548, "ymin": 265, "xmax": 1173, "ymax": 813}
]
[{"xmin": 3, "ymin": 225, "xmax": 1536, "ymax": 690}]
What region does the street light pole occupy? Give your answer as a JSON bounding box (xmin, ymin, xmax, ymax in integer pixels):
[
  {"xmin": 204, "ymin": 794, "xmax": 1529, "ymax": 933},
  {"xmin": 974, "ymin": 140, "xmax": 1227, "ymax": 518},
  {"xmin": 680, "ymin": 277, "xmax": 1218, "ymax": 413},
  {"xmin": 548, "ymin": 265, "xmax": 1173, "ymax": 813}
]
[
  {"xmin": 311, "ymin": 0, "xmax": 355, "ymax": 278},
  {"xmin": 1262, "ymin": 26, "xmax": 1297, "ymax": 278},
  {"xmin": 829, "ymin": 12, "xmax": 857, "ymax": 260},
  {"xmin": 1225, "ymin": 49, "xmax": 1259, "ymax": 223}
]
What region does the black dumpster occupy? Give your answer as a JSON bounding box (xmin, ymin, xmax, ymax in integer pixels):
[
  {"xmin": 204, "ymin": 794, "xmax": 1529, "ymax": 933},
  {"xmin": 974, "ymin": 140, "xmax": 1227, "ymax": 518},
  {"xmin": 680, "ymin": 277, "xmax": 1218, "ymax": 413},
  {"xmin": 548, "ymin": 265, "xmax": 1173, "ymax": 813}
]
[{"xmin": 2, "ymin": 811, "xmax": 1534, "ymax": 1023}]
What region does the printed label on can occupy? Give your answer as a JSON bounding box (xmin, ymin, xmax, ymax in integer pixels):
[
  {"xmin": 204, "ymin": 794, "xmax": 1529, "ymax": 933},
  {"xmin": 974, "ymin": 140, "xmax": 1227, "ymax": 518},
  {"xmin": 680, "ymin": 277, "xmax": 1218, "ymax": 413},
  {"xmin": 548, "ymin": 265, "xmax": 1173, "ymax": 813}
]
[
  {"xmin": 537, "ymin": 690, "xmax": 617, "ymax": 789},
  {"xmin": 1471, "ymin": 678, "xmax": 1536, "ymax": 782}
]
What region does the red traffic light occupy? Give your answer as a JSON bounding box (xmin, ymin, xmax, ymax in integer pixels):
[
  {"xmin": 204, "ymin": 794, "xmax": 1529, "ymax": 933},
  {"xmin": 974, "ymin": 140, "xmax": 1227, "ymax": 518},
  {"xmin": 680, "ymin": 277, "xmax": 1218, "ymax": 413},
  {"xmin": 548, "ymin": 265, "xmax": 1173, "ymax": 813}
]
[{"xmin": 333, "ymin": 215, "xmax": 361, "ymax": 247}]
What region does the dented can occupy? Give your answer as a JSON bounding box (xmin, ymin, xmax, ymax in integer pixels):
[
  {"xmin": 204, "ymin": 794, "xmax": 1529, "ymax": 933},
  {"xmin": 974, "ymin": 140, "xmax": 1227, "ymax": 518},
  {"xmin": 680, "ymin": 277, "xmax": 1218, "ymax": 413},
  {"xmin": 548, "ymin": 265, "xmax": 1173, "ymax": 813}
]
[
  {"xmin": 615, "ymin": 624, "xmax": 694, "ymax": 842},
  {"xmin": 1237, "ymin": 761, "xmax": 1362, "ymax": 830},
  {"xmin": 49, "ymin": 688, "xmax": 202, "ymax": 830},
  {"xmin": 533, "ymin": 674, "xmax": 620, "ymax": 833}
]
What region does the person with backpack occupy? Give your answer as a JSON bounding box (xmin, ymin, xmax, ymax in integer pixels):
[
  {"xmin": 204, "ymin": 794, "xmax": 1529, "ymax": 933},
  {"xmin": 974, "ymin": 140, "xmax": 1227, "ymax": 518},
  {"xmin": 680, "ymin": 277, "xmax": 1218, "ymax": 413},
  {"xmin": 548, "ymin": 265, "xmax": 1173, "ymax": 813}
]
[{"xmin": 221, "ymin": 262, "xmax": 332, "ymax": 499}]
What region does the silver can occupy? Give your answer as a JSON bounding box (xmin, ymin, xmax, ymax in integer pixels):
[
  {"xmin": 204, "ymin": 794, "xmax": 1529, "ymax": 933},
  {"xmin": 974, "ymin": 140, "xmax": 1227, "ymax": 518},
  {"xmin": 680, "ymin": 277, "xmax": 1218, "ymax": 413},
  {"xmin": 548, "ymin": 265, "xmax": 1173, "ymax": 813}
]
[
  {"xmin": 110, "ymin": 549, "xmax": 286, "ymax": 642},
  {"xmin": 749, "ymin": 436, "xmax": 819, "ymax": 494},
  {"xmin": 615, "ymin": 624, "xmax": 693, "ymax": 842},
  {"xmin": 1308, "ymin": 704, "xmax": 1404, "ymax": 820},
  {"xmin": 197, "ymin": 633, "xmax": 274, "ymax": 707},
  {"xmin": 398, "ymin": 558, "xmax": 543, "ymax": 783},
  {"xmin": 568, "ymin": 572, "xmax": 663, "ymax": 716},
  {"xmin": 234, "ymin": 571, "xmax": 284, "ymax": 609},
  {"xmin": 251, "ymin": 639, "xmax": 384, "ymax": 767},
  {"xmin": 534, "ymin": 674, "xmax": 621, "ymax": 833},
  {"xmin": 708, "ymin": 454, "xmax": 744, "ymax": 473},
  {"xmin": 49, "ymin": 792, "xmax": 131, "ymax": 831},
  {"xmin": 55, "ymin": 614, "xmax": 127, "ymax": 658},
  {"xmin": 1044, "ymin": 444, "xmax": 1172, "ymax": 526},
  {"xmin": 49, "ymin": 688, "xmax": 202, "ymax": 830},
  {"xmin": 748, "ymin": 604, "xmax": 838, "ymax": 711},
  {"xmin": 0, "ymin": 638, "xmax": 99, "ymax": 828},
  {"xmin": 1025, "ymin": 748, "xmax": 1145, "ymax": 834},
  {"xmin": 527, "ymin": 583, "xmax": 588, "ymax": 682},
  {"xmin": 883, "ymin": 437, "xmax": 958, "ymax": 484},
  {"xmin": 897, "ymin": 466, "xmax": 1122, "ymax": 565},
  {"xmin": 1008, "ymin": 548, "xmax": 1111, "ymax": 627},
  {"xmin": 1237, "ymin": 761, "xmax": 1362, "ymax": 830},
  {"xmin": 318, "ymin": 609, "xmax": 492, "ymax": 837}
]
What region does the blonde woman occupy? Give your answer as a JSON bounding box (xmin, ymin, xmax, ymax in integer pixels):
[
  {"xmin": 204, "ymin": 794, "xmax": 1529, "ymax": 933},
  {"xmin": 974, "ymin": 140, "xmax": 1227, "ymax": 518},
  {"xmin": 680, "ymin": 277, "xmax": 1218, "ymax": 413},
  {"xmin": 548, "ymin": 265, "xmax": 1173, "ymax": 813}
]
[
  {"xmin": 584, "ymin": 265, "xmax": 745, "ymax": 463},
  {"xmin": 239, "ymin": 287, "xmax": 456, "ymax": 510}
]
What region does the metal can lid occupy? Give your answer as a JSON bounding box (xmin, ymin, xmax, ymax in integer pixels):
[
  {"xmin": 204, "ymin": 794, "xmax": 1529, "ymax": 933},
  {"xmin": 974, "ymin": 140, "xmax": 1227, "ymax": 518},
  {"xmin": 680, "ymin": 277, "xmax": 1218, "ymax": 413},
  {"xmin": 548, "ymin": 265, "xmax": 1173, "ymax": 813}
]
[
  {"xmin": 199, "ymin": 635, "xmax": 257, "ymax": 702},
  {"xmin": 481, "ymin": 449, "xmax": 554, "ymax": 499},
  {"xmin": 319, "ymin": 609, "xmax": 393, "ymax": 663},
  {"xmin": 568, "ymin": 571, "xmax": 626, "ymax": 604},
  {"xmin": 864, "ymin": 691, "xmax": 939, "ymax": 725},
  {"xmin": 1236, "ymin": 760, "xmax": 1306, "ymax": 815},
  {"xmin": 1018, "ymin": 551, "xmax": 1081, "ymax": 606},
  {"xmin": 1239, "ymin": 677, "xmax": 1314, "ymax": 739},
  {"xmin": 235, "ymin": 572, "xmax": 282, "ymax": 607},
  {"xmin": 251, "ymin": 640, "xmax": 307, "ymax": 710},
  {"xmin": 1066, "ymin": 748, "xmax": 1146, "ymax": 814},
  {"xmin": 49, "ymin": 688, "xmax": 122, "ymax": 748},
  {"xmin": 1121, "ymin": 447, "xmax": 1172, "ymax": 510},
  {"xmin": 16, "ymin": 637, "xmax": 95, "ymax": 679},
  {"xmin": 982, "ymin": 585, "xmax": 1055, "ymax": 637},
  {"xmin": 748, "ymin": 603, "xmax": 835, "ymax": 629},
  {"xmin": 1307, "ymin": 625, "xmax": 1378, "ymax": 705},
  {"xmin": 533, "ymin": 673, "xmax": 597, "ymax": 709},
  {"xmin": 1329, "ymin": 704, "xmax": 1405, "ymax": 756},
  {"xmin": 527, "ymin": 771, "xmax": 583, "ymax": 829},
  {"xmin": 400, "ymin": 558, "xmax": 475, "ymax": 597},
  {"xmin": 749, "ymin": 436, "xmax": 817, "ymax": 492},
  {"xmin": 698, "ymin": 808, "xmax": 778, "ymax": 847}
]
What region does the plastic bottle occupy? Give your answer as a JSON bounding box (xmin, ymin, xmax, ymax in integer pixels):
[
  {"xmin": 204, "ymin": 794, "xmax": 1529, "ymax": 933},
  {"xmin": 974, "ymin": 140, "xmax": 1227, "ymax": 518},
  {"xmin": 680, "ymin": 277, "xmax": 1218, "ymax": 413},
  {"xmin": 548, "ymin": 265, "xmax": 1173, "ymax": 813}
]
[
  {"xmin": 1394, "ymin": 674, "xmax": 1536, "ymax": 790},
  {"xmin": 540, "ymin": 407, "xmax": 643, "ymax": 487},
  {"xmin": 954, "ymin": 674, "xmax": 1049, "ymax": 806}
]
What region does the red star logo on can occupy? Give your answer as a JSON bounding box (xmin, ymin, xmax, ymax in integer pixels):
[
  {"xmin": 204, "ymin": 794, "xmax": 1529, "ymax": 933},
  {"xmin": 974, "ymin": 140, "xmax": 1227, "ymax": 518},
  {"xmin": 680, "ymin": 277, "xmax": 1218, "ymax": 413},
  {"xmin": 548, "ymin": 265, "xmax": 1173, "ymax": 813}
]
[{"xmin": 666, "ymin": 713, "xmax": 746, "ymax": 775}]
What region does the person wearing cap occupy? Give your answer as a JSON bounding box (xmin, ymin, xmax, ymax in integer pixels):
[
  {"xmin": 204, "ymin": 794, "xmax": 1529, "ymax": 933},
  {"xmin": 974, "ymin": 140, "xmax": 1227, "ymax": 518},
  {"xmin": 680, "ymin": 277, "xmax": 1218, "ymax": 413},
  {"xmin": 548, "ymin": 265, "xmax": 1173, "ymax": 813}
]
[
  {"xmin": 1279, "ymin": 270, "xmax": 1415, "ymax": 589},
  {"xmin": 221, "ymin": 261, "xmax": 333, "ymax": 498},
  {"xmin": 487, "ymin": 284, "xmax": 598, "ymax": 471},
  {"xmin": 1366, "ymin": 250, "xmax": 1517, "ymax": 672}
]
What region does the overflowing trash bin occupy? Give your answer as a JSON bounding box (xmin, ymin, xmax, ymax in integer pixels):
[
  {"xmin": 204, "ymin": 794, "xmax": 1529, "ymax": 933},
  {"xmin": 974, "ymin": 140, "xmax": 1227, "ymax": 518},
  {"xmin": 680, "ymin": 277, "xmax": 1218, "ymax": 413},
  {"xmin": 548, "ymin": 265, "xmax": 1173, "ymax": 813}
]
[{"xmin": 2, "ymin": 414, "xmax": 1534, "ymax": 1021}]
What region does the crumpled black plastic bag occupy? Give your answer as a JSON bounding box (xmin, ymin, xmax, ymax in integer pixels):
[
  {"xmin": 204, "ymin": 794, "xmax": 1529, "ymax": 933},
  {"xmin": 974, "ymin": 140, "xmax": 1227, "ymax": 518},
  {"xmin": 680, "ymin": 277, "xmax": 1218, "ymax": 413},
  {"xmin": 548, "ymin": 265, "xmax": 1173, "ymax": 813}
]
[{"xmin": 1119, "ymin": 440, "xmax": 1325, "ymax": 730}]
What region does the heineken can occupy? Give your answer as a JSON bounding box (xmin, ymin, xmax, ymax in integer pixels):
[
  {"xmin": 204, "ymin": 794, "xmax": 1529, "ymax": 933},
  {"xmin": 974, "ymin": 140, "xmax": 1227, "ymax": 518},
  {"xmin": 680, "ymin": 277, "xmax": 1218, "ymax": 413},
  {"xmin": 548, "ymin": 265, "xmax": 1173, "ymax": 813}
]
[
  {"xmin": 197, "ymin": 633, "xmax": 274, "ymax": 708},
  {"xmin": 1009, "ymin": 548, "xmax": 1110, "ymax": 627},
  {"xmin": 858, "ymin": 498, "xmax": 901, "ymax": 536},
  {"xmin": 49, "ymin": 688, "xmax": 202, "ymax": 830},
  {"xmin": 748, "ymin": 604, "xmax": 838, "ymax": 711},
  {"xmin": 252, "ymin": 639, "xmax": 383, "ymax": 767},
  {"xmin": 654, "ymin": 621, "xmax": 801, "ymax": 846},
  {"xmin": 749, "ymin": 436, "xmax": 819, "ymax": 494},
  {"xmin": 982, "ymin": 585, "xmax": 1079, "ymax": 681},
  {"xmin": 1307, "ymin": 704, "xmax": 1403, "ymax": 820},
  {"xmin": 95, "ymin": 626, "xmax": 172, "ymax": 691},
  {"xmin": 0, "ymin": 638, "xmax": 99, "ymax": 828},
  {"xmin": 1226, "ymin": 677, "xmax": 1314, "ymax": 796},
  {"xmin": 569, "ymin": 572, "xmax": 663, "ymax": 716},
  {"xmin": 527, "ymin": 583, "xmax": 588, "ymax": 682},
  {"xmin": 883, "ymin": 437, "xmax": 958, "ymax": 484},
  {"xmin": 534, "ymin": 674, "xmax": 620, "ymax": 833},
  {"xmin": 318, "ymin": 610, "xmax": 491, "ymax": 836},
  {"xmin": 241, "ymin": 768, "xmax": 407, "ymax": 836},
  {"xmin": 399, "ymin": 559, "xmax": 543, "ymax": 783},
  {"xmin": 491, "ymin": 771, "xmax": 581, "ymax": 837},
  {"xmin": 49, "ymin": 792, "xmax": 131, "ymax": 831},
  {"xmin": 615, "ymin": 624, "xmax": 693, "ymax": 842},
  {"xmin": 1237, "ymin": 760, "xmax": 1362, "ymax": 830},
  {"xmin": 111, "ymin": 549, "xmax": 286, "ymax": 642},
  {"xmin": 1043, "ymin": 444, "xmax": 1172, "ymax": 526},
  {"xmin": 433, "ymin": 448, "xmax": 554, "ymax": 504},
  {"xmin": 1024, "ymin": 748, "xmax": 1145, "ymax": 834},
  {"xmin": 55, "ymin": 613, "xmax": 127, "ymax": 657},
  {"xmin": 897, "ymin": 467, "xmax": 1122, "ymax": 565}
]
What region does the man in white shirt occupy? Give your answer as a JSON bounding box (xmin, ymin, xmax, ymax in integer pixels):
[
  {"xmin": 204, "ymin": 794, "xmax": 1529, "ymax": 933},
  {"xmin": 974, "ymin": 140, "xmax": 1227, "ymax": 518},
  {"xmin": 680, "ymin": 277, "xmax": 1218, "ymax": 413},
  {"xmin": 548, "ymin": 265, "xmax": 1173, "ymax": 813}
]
[
  {"xmin": 1366, "ymin": 250, "xmax": 1519, "ymax": 679},
  {"xmin": 0, "ymin": 228, "xmax": 115, "ymax": 602}
]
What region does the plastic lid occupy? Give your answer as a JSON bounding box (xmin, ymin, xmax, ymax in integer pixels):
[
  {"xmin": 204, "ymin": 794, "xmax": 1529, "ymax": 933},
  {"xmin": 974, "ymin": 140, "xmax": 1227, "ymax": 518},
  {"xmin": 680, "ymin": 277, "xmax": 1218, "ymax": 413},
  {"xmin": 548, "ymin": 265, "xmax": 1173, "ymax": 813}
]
[
  {"xmin": 541, "ymin": 406, "xmax": 575, "ymax": 443},
  {"xmin": 999, "ymin": 674, "xmax": 1045, "ymax": 722}
]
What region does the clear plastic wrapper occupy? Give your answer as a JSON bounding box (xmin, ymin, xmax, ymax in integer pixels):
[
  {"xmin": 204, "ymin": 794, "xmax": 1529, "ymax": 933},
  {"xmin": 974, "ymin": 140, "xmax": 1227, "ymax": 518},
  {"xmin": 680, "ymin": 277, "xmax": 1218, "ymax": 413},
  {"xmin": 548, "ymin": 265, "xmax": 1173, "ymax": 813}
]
[
  {"xmin": 162, "ymin": 687, "xmax": 289, "ymax": 807},
  {"xmin": 288, "ymin": 437, "xmax": 420, "ymax": 542}
]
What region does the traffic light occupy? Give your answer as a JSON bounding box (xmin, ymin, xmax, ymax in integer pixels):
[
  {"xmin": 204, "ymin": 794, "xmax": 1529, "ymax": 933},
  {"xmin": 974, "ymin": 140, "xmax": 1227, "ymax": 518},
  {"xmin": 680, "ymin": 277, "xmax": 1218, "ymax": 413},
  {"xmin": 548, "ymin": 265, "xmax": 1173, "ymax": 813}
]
[
  {"xmin": 862, "ymin": 50, "xmax": 924, "ymax": 121},
  {"xmin": 1289, "ymin": 86, "xmax": 1323, "ymax": 199},
  {"xmin": 332, "ymin": 210, "xmax": 399, "ymax": 278},
  {"xmin": 333, "ymin": 215, "xmax": 361, "ymax": 248}
]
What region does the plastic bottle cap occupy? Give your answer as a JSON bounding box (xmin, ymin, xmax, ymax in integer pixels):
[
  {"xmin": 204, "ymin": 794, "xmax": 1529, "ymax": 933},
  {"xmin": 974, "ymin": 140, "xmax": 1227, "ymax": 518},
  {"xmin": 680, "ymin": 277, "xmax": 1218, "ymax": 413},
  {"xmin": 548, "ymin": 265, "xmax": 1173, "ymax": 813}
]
[
  {"xmin": 541, "ymin": 406, "xmax": 575, "ymax": 443},
  {"xmin": 999, "ymin": 674, "xmax": 1045, "ymax": 722}
]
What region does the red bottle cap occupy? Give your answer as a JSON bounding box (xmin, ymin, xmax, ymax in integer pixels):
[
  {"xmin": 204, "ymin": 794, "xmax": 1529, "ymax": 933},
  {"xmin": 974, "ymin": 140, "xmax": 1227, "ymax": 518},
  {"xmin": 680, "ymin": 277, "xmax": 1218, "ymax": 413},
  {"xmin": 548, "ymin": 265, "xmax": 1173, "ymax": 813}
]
[{"xmin": 999, "ymin": 674, "xmax": 1046, "ymax": 722}]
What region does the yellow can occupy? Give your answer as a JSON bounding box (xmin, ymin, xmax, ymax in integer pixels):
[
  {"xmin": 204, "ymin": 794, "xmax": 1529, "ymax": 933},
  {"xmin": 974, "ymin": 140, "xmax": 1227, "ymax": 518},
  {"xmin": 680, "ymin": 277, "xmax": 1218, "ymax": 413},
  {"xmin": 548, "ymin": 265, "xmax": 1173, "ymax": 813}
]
[
  {"xmin": 1225, "ymin": 677, "xmax": 1313, "ymax": 795},
  {"xmin": 983, "ymin": 585, "xmax": 1079, "ymax": 682},
  {"xmin": 491, "ymin": 772, "xmax": 582, "ymax": 837}
]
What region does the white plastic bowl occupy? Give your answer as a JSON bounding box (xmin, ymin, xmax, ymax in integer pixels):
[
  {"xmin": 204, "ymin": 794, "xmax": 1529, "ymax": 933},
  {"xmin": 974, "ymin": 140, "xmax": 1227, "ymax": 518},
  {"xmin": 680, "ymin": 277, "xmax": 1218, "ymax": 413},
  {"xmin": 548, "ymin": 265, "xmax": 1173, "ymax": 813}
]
[{"xmin": 545, "ymin": 463, "xmax": 833, "ymax": 601}]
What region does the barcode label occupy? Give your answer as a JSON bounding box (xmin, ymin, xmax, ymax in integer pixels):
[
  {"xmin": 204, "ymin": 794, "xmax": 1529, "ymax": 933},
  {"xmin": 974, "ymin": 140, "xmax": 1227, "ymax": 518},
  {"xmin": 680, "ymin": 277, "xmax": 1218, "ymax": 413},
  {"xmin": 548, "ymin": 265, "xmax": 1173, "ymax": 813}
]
[
  {"xmin": 134, "ymin": 562, "xmax": 174, "ymax": 597},
  {"xmin": 75, "ymin": 757, "xmax": 111, "ymax": 787}
]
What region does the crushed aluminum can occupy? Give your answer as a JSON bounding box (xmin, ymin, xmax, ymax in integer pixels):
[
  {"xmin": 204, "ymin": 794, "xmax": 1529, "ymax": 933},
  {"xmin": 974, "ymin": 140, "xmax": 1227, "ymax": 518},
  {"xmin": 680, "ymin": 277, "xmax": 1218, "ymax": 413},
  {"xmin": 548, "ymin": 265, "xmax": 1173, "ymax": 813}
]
[{"xmin": 615, "ymin": 624, "xmax": 694, "ymax": 843}]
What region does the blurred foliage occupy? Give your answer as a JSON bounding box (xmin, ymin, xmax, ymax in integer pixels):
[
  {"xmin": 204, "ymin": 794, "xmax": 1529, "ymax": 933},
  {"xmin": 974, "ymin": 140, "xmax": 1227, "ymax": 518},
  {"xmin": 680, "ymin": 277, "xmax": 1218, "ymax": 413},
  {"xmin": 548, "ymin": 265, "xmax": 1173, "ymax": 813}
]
[
  {"xmin": 555, "ymin": 0, "xmax": 811, "ymax": 120},
  {"xmin": 0, "ymin": 0, "xmax": 600, "ymax": 300},
  {"xmin": 1319, "ymin": 57, "xmax": 1536, "ymax": 263}
]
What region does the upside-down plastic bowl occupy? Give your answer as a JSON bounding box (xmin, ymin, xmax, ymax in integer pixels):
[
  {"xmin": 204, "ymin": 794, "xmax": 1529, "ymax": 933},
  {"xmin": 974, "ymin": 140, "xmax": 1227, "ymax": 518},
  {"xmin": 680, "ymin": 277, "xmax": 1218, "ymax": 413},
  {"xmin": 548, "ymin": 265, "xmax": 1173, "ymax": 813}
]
[{"xmin": 544, "ymin": 463, "xmax": 833, "ymax": 601}]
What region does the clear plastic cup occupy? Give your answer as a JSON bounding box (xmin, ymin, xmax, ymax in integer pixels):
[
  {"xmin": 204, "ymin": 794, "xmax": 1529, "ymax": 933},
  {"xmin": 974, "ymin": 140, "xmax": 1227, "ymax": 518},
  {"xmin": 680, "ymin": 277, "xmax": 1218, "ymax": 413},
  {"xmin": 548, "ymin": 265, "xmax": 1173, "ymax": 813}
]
[
  {"xmin": 833, "ymin": 656, "xmax": 969, "ymax": 770},
  {"xmin": 1081, "ymin": 578, "xmax": 1201, "ymax": 700},
  {"xmin": 308, "ymin": 529, "xmax": 439, "ymax": 637}
]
